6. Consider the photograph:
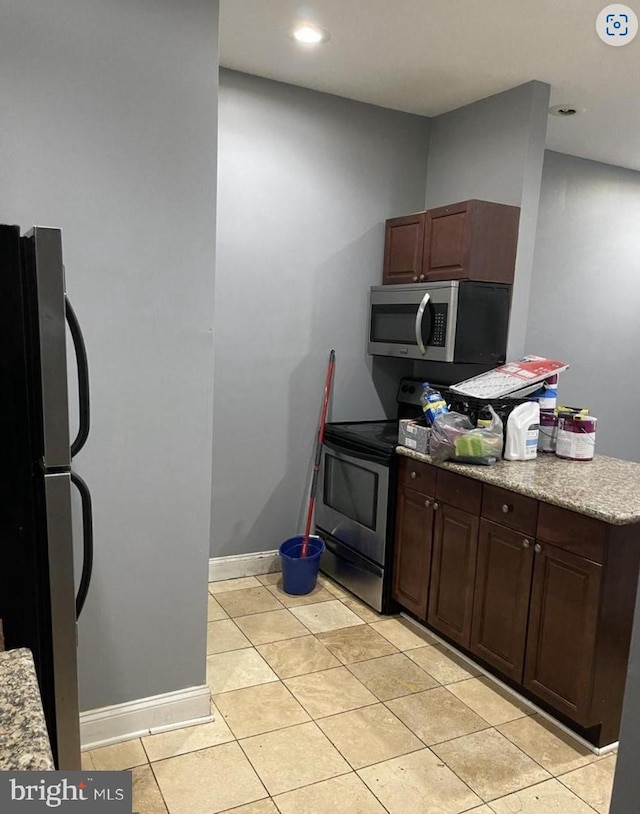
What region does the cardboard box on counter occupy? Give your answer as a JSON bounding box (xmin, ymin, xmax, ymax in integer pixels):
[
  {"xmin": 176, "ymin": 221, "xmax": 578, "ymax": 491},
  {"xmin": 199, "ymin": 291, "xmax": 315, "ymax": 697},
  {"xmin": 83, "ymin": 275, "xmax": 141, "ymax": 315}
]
[{"xmin": 398, "ymin": 418, "xmax": 430, "ymax": 454}]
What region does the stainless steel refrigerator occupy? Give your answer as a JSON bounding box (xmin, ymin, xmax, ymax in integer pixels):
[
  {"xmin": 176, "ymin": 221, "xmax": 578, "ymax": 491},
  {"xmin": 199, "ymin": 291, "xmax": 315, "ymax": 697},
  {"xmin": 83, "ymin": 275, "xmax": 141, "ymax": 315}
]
[{"xmin": 0, "ymin": 224, "xmax": 93, "ymax": 770}]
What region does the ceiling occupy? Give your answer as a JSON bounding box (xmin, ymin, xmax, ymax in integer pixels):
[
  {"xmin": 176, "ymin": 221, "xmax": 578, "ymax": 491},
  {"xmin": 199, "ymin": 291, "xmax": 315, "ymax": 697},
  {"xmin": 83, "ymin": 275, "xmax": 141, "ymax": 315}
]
[{"xmin": 219, "ymin": 0, "xmax": 640, "ymax": 172}]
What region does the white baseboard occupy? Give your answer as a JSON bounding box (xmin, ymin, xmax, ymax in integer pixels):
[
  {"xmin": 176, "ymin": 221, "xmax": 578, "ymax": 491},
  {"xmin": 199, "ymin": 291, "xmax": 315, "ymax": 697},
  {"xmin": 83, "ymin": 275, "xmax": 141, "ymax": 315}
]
[
  {"xmin": 209, "ymin": 549, "xmax": 280, "ymax": 582},
  {"xmin": 400, "ymin": 613, "xmax": 618, "ymax": 756},
  {"xmin": 80, "ymin": 684, "xmax": 212, "ymax": 751}
]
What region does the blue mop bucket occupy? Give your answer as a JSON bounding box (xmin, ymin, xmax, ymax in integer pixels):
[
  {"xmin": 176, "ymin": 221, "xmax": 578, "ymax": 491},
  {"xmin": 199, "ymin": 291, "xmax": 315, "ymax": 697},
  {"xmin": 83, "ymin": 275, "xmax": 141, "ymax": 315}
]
[{"xmin": 279, "ymin": 535, "xmax": 325, "ymax": 595}]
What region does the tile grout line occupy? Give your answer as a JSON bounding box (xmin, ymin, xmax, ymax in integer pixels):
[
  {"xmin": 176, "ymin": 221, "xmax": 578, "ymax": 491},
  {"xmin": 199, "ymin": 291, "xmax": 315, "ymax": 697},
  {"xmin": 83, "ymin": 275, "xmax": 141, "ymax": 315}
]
[
  {"xmin": 271, "ymin": 770, "xmax": 396, "ymax": 814},
  {"xmin": 337, "ymin": 603, "xmax": 565, "ymax": 807},
  {"xmin": 283, "ymin": 596, "xmax": 500, "ymax": 808},
  {"xmin": 207, "ymin": 575, "xmax": 614, "ymax": 813},
  {"xmin": 497, "ymin": 717, "xmax": 616, "ymax": 780},
  {"xmin": 487, "ymin": 776, "xmax": 603, "ymax": 813},
  {"xmin": 144, "ymin": 759, "xmax": 174, "ymax": 814},
  {"xmin": 234, "ymin": 717, "xmax": 354, "ymax": 800},
  {"xmin": 555, "ymin": 756, "xmax": 617, "ymax": 812}
]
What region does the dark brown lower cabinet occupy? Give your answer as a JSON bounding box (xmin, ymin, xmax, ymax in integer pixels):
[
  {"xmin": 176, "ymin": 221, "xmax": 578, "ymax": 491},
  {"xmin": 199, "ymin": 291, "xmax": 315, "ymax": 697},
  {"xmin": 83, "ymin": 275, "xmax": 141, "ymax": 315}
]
[
  {"xmin": 391, "ymin": 487, "xmax": 434, "ymax": 620},
  {"xmin": 391, "ymin": 459, "xmax": 640, "ymax": 746},
  {"xmin": 427, "ymin": 503, "xmax": 479, "ymax": 647},
  {"xmin": 523, "ymin": 542, "xmax": 602, "ymax": 726},
  {"xmin": 470, "ymin": 520, "xmax": 534, "ymax": 682}
]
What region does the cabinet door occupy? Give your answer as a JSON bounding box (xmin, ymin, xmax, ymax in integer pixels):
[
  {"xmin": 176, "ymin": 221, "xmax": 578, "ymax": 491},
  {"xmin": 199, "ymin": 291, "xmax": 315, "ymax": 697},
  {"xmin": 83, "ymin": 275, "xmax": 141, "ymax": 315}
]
[
  {"xmin": 470, "ymin": 520, "xmax": 534, "ymax": 682},
  {"xmin": 524, "ymin": 543, "xmax": 602, "ymax": 726},
  {"xmin": 422, "ymin": 201, "xmax": 472, "ymax": 281},
  {"xmin": 392, "ymin": 486, "xmax": 434, "ymax": 620},
  {"xmin": 427, "ymin": 503, "xmax": 479, "ymax": 647},
  {"xmin": 383, "ymin": 213, "xmax": 426, "ymax": 284}
]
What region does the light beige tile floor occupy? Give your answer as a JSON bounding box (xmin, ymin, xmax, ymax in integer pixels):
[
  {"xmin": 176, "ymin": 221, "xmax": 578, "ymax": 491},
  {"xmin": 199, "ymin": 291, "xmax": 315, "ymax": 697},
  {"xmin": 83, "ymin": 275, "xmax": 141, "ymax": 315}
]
[{"xmin": 94, "ymin": 572, "xmax": 617, "ymax": 814}]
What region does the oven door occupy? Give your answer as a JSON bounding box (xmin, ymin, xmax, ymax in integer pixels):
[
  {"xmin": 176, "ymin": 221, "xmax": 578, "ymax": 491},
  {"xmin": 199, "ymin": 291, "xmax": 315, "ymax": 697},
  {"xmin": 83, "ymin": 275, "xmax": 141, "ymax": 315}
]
[{"xmin": 316, "ymin": 440, "xmax": 390, "ymax": 566}]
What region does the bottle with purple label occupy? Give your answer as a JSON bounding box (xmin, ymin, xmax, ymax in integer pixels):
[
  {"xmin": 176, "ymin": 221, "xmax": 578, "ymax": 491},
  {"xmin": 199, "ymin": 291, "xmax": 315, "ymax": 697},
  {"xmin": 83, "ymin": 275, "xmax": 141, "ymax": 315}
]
[{"xmin": 538, "ymin": 375, "xmax": 558, "ymax": 410}]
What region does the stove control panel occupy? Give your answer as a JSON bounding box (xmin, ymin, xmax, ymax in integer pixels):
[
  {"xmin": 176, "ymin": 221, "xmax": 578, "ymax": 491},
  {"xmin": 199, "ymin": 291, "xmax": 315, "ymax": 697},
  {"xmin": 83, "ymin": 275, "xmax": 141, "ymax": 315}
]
[{"xmin": 397, "ymin": 379, "xmax": 424, "ymax": 407}]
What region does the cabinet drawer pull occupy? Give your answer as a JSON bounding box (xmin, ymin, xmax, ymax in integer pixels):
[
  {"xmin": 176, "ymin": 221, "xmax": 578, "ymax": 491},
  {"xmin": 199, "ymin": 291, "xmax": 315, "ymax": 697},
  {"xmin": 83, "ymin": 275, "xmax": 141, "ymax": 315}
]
[
  {"xmin": 522, "ymin": 539, "xmax": 530, "ymax": 549},
  {"xmin": 535, "ymin": 543, "xmax": 542, "ymax": 554},
  {"xmin": 410, "ymin": 470, "xmax": 418, "ymax": 479},
  {"xmin": 424, "ymin": 498, "xmax": 431, "ymax": 508},
  {"xmin": 432, "ymin": 502, "xmax": 440, "ymax": 510},
  {"xmin": 502, "ymin": 503, "xmax": 512, "ymax": 514}
]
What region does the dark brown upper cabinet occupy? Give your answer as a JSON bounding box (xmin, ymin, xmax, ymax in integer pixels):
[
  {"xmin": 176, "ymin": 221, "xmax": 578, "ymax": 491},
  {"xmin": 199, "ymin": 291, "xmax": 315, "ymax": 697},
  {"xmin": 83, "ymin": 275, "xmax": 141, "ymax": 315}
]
[
  {"xmin": 382, "ymin": 200, "xmax": 520, "ymax": 285},
  {"xmin": 383, "ymin": 213, "xmax": 426, "ymax": 284}
]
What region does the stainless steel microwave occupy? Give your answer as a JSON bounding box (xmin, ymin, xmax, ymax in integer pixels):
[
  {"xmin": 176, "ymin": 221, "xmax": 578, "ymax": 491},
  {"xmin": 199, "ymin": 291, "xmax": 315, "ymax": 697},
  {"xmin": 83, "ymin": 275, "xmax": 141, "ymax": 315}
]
[{"xmin": 368, "ymin": 281, "xmax": 511, "ymax": 364}]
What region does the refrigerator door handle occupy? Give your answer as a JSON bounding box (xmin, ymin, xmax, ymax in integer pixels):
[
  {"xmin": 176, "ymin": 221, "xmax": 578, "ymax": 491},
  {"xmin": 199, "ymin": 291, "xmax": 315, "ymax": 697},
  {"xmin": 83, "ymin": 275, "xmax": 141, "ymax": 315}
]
[
  {"xmin": 66, "ymin": 297, "xmax": 90, "ymax": 458},
  {"xmin": 71, "ymin": 471, "xmax": 93, "ymax": 619}
]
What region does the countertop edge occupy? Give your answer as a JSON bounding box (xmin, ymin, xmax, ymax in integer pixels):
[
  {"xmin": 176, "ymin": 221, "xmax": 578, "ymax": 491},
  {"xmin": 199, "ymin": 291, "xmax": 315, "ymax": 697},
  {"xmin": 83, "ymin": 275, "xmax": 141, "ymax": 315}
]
[
  {"xmin": 395, "ymin": 446, "xmax": 640, "ymax": 526},
  {"xmin": 0, "ymin": 647, "xmax": 55, "ymax": 771}
]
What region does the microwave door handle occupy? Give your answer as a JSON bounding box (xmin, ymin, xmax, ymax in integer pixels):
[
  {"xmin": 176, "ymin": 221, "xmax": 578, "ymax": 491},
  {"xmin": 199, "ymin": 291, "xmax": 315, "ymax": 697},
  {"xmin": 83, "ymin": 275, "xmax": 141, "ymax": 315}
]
[{"xmin": 415, "ymin": 292, "xmax": 431, "ymax": 356}]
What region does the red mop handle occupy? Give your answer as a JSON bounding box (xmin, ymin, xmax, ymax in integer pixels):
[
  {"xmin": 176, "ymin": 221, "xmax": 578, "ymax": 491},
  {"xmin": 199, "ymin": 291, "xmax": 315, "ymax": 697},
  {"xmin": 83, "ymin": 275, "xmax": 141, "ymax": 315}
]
[{"xmin": 301, "ymin": 350, "xmax": 335, "ymax": 557}]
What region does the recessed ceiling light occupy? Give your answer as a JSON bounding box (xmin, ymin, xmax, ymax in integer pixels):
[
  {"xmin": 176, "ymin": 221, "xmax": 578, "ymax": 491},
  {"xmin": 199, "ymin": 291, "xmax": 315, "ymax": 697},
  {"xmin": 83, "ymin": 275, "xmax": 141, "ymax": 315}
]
[
  {"xmin": 549, "ymin": 104, "xmax": 586, "ymax": 117},
  {"xmin": 289, "ymin": 22, "xmax": 330, "ymax": 45}
]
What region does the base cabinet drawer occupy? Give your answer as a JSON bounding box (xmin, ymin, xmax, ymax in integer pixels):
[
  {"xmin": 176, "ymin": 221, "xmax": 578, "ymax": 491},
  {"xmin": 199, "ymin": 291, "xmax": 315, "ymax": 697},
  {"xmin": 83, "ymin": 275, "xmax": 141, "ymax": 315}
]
[
  {"xmin": 398, "ymin": 456, "xmax": 437, "ymax": 497},
  {"xmin": 482, "ymin": 484, "xmax": 538, "ymax": 536},
  {"xmin": 427, "ymin": 503, "xmax": 479, "ymax": 648},
  {"xmin": 470, "ymin": 520, "xmax": 534, "ymax": 682},
  {"xmin": 523, "ymin": 542, "xmax": 602, "ymax": 726}
]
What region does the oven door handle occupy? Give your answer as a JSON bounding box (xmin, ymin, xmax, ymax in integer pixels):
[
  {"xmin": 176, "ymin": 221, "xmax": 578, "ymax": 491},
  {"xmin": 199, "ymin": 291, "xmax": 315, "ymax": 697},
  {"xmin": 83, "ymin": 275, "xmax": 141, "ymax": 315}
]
[
  {"xmin": 323, "ymin": 536, "xmax": 383, "ymax": 577},
  {"xmin": 323, "ymin": 438, "xmax": 391, "ymax": 466},
  {"xmin": 415, "ymin": 291, "xmax": 431, "ymax": 356}
]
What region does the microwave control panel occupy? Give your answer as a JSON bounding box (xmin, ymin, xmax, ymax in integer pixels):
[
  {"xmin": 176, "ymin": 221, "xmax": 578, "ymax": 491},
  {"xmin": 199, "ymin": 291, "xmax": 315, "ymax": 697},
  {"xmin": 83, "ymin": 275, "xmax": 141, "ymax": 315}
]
[{"xmin": 428, "ymin": 304, "xmax": 448, "ymax": 347}]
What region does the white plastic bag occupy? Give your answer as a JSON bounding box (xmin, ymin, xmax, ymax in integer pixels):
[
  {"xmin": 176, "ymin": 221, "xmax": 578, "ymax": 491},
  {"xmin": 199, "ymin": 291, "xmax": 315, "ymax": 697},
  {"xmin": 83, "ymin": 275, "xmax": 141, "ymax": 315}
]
[{"xmin": 430, "ymin": 406, "xmax": 503, "ymax": 466}]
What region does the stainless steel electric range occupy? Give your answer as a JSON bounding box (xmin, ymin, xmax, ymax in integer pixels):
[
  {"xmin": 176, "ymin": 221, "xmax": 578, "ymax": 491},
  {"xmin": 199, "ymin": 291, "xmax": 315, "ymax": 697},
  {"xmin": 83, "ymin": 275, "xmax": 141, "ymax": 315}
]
[
  {"xmin": 315, "ymin": 377, "xmax": 524, "ymax": 612},
  {"xmin": 315, "ymin": 379, "xmax": 424, "ymax": 613}
]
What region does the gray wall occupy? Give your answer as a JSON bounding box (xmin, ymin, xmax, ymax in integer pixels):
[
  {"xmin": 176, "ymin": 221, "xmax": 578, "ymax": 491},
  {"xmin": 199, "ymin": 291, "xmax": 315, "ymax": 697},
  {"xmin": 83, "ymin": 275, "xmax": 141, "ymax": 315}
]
[
  {"xmin": 425, "ymin": 81, "xmax": 550, "ymax": 359},
  {"xmin": 211, "ymin": 69, "xmax": 429, "ymax": 558},
  {"xmin": 0, "ymin": 0, "xmax": 219, "ymax": 710},
  {"xmin": 526, "ymin": 151, "xmax": 640, "ymax": 462}
]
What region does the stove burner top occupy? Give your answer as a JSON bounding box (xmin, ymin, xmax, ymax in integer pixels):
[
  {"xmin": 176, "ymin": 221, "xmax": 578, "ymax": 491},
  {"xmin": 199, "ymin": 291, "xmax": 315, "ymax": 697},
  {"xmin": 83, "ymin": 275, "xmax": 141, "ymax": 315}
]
[{"xmin": 323, "ymin": 420, "xmax": 400, "ymax": 456}]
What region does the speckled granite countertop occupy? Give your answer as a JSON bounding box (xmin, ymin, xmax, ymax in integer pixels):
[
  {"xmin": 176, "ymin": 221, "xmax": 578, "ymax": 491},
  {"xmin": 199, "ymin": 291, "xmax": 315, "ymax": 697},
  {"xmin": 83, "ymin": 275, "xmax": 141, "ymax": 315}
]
[
  {"xmin": 396, "ymin": 448, "xmax": 640, "ymax": 525},
  {"xmin": 0, "ymin": 648, "xmax": 54, "ymax": 770}
]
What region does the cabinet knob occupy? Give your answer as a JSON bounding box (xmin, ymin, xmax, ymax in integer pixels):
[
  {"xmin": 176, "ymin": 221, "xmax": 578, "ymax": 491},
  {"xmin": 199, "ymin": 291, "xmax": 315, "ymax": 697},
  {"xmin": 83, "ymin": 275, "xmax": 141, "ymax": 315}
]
[
  {"xmin": 419, "ymin": 274, "xmax": 425, "ymax": 281},
  {"xmin": 410, "ymin": 470, "xmax": 418, "ymax": 480},
  {"xmin": 522, "ymin": 539, "xmax": 530, "ymax": 549},
  {"xmin": 412, "ymin": 275, "xmax": 418, "ymax": 282},
  {"xmin": 534, "ymin": 543, "xmax": 542, "ymax": 554},
  {"xmin": 432, "ymin": 502, "xmax": 440, "ymax": 510},
  {"xmin": 424, "ymin": 499, "xmax": 431, "ymax": 508},
  {"xmin": 502, "ymin": 504, "xmax": 512, "ymax": 514}
]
